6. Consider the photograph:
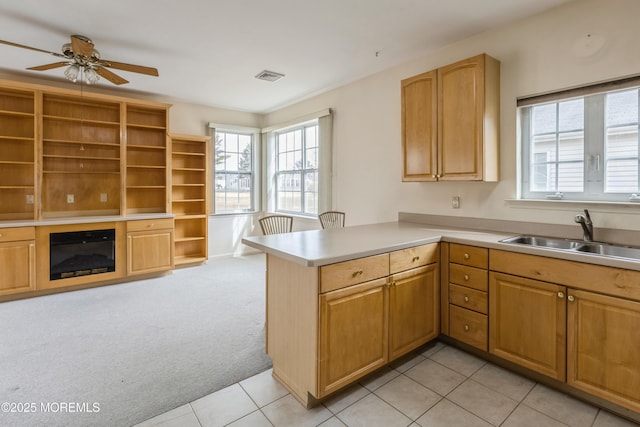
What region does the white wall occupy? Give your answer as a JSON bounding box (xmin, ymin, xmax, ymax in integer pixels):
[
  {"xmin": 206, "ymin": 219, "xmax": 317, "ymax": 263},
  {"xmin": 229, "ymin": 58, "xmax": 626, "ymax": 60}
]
[{"xmin": 263, "ymin": 0, "xmax": 640, "ymax": 232}]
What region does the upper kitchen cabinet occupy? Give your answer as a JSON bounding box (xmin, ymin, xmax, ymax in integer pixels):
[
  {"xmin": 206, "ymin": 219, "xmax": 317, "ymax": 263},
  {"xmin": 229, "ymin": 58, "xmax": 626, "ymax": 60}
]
[{"xmin": 402, "ymin": 53, "xmax": 500, "ymax": 182}]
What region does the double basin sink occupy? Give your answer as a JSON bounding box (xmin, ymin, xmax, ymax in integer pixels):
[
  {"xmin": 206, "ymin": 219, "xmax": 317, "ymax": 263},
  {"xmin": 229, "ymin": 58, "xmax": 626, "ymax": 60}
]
[{"xmin": 500, "ymin": 235, "xmax": 640, "ymax": 261}]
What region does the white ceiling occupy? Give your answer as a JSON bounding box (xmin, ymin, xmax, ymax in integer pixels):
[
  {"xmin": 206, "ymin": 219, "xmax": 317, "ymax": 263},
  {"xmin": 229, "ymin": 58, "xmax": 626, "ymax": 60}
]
[{"xmin": 0, "ymin": 0, "xmax": 570, "ymax": 113}]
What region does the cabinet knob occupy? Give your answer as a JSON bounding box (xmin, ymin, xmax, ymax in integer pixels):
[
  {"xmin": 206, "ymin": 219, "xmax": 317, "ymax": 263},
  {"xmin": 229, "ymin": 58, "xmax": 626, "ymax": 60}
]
[
  {"xmin": 557, "ymin": 291, "xmax": 565, "ymax": 299},
  {"xmin": 568, "ymin": 295, "xmax": 575, "ymax": 302},
  {"xmin": 463, "ymin": 295, "xmax": 470, "ymax": 302},
  {"xmin": 0, "ymin": 233, "xmax": 2, "ymax": 238},
  {"xmin": 464, "ymin": 274, "xmax": 469, "ymax": 281},
  {"xmin": 148, "ymin": 223, "xmax": 154, "ymax": 228},
  {"xmin": 464, "ymin": 324, "xmax": 470, "ymax": 332},
  {"xmin": 412, "ymin": 256, "xmax": 420, "ymax": 262},
  {"xmin": 464, "ymin": 253, "xmax": 470, "ymax": 260},
  {"xmin": 352, "ymin": 269, "xmax": 363, "ymax": 277}
]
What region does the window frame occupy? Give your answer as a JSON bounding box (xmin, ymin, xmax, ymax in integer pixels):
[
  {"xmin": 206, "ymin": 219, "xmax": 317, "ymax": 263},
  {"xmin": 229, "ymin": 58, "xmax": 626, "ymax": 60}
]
[
  {"xmin": 518, "ymin": 77, "xmax": 640, "ymax": 203},
  {"xmin": 209, "ymin": 124, "xmax": 261, "ymax": 215}
]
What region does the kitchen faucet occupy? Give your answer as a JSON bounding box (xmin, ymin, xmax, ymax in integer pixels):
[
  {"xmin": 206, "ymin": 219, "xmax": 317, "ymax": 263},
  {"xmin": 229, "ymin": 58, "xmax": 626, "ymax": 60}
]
[{"xmin": 574, "ymin": 209, "xmax": 593, "ymax": 242}]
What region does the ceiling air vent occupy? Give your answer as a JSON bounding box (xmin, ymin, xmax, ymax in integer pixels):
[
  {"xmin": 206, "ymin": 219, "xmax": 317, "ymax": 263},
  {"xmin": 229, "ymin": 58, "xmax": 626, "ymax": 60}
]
[{"xmin": 255, "ymin": 70, "xmax": 285, "ymax": 82}]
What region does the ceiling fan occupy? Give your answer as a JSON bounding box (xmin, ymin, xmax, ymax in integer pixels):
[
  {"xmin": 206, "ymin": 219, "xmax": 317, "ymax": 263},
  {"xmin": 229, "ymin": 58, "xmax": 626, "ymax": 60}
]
[{"xmin": 0, "ymin": 35, "xmax": 159, "ymax": 85}]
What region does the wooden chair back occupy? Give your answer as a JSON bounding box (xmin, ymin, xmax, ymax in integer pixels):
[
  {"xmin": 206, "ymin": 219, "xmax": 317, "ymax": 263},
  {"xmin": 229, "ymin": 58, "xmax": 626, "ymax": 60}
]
[
  {"xmin": 259, "ymin": 215, "xmax": 293, "ymax": 235},
  {"xmin": 319, "ymin": 211, "xmax": 346, "ymax": 229}
]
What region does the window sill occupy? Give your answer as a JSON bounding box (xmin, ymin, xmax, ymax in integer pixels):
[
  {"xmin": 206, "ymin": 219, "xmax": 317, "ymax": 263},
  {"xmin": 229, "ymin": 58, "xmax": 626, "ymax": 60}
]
[{"xmin": 506, "ymin": 198, "xmax": 640, "ymax": 212}]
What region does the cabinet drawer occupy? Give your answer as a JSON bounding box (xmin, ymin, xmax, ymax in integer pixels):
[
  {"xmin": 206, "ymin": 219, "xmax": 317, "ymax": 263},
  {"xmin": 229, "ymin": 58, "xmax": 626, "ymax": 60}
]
[
  {"xmin": 320, "ymin": 253, "xmax": 390, "ymax": 293},
  {"xmin": 449, "ymin": 263, "xmax": 488, "ymax": 291},
  {"xmin": 390, "ymin": 243, "xmax": 438, "ymax": 274},
  {"xmin": 0, "ymin": 227, "xmax": 35, "ymax": 242},
  {"xmin": 449, "ymin": 283, "xmax": 488, "ymax": 314},
  {"xmin": 449, "ymin": 305, "xmax": 488, "ymax": 351},
  {"xmin": 449, "ymin": 243, "xmax": 488, "ymax": 269},
  {"xmin": 127, "ymin": 218, "xmax": 174, "ymax": 232}
]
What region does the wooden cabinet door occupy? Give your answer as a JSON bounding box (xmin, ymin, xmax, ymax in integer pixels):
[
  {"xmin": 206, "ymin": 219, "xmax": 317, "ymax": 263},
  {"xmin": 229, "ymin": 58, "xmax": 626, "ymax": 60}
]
[
  {"xmin": 567, "ymin": 290, "xmax": 640, "ymax": 413},
  {"xmin": 0, "ymin": 240, "xmax": 35, "ymax": 295},
  {"xmin": 318, "ymin": 277, "xmax": 388, "ymax": 397},
  {"xmin": 127, "ymin": 230, "xmax": 173, "ymax": 275},
  {"xmin": 389, "ymin": 264, "xmax": 438, "ymax": 360},
  {"xmin": 401, "ymin": 70, "xmax": 437, "ymax": 181},
  {"xmin": 489, "ymin": 272, "xmax": 566, "ymax": 380},
  {"xmin": 437, "ymin": 55, "xmax": 484, "ymax": 181}
]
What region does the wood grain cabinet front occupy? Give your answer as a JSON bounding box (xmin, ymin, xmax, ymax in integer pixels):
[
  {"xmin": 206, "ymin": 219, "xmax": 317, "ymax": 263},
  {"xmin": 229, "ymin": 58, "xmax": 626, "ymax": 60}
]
[
  {"xmin": 0, "ymin": 227, "xmax": 35, "ymax": 295},
  {"xmin": 126, "ymin": 219, "xmax": 174, "ymax": 276}
]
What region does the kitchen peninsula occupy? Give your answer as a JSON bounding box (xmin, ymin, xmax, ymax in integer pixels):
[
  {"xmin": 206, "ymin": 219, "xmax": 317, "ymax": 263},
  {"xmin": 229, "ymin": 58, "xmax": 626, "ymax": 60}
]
[{"xmin": 243, "ymin": 220, "xmax": 640, "ymax": 422}]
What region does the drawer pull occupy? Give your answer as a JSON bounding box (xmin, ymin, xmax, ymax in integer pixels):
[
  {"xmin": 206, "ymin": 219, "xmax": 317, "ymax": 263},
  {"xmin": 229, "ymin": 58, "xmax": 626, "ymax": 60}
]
[
  {"xmin": 463, "ymin": 253, "xmax": 470, "ymax": 260},
  {"xmin": 568, "ymin": 295, "xmax": 575, "ymax": 302},
  {"xmin": 148, "ymin": 223, "xmax": 154, "ymax": 228},
  {"xmin": 464, "ymin": 274, "xmax": 469, "ymax": 281},
  {"xmin": 0, "ymin": 233, "xmax": 2, "ymax": 238},
  {"xmin": 412, "ymin": 256, "xmax": 420, "ymax": 262},
  {"xmin": 464, "ymin": 324, "xmax": 470, "ymax": 332},
  {"xmin": 557, "ymin": 291, "xmax": 565, "ymax": 299},
  {"xmin": 352, "ymin": 269, "xmax": 363, "ymax": 277},
  {"xmin": 463, "ymin": 295, "xmax": 470, "ymax": 302}
]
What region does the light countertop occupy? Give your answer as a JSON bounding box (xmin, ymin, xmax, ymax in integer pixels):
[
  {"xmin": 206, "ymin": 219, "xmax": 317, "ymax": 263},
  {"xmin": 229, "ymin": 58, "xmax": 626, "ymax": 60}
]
[{"xmin": 241, "ymin": 221, "xmax": 640, "ymax": 272}]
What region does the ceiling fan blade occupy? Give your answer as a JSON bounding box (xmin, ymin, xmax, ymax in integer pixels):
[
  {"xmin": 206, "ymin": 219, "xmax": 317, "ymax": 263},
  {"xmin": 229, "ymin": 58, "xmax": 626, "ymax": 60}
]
[
  {"xmin": 70, "ymin": 35, "xmax": 94, "ymax": 57},
  {"xmin": 95, "ymin": 67, "xmax": 129, "ymax": 85},
  {"xmin": 27, "ymin": 61, "xmax": 70, "ymax": 71},
  {"xmin": 0, "ymin": 39, "xmax": 66, "ymax": 58},
  {"xmin": 99, "ymin": 59, "xmax": 159, "ymax": 76}
]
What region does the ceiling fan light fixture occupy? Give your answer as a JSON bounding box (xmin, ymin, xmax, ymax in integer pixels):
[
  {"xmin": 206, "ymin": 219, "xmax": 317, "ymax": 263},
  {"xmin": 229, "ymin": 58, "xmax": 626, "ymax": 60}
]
[
  {"xmin": 64, "ymin": 63, "xmax": 80, "ymax": 82},
  {"xmin": 84, "ymin": 67, "xmax": 99, "ymax": 85}
]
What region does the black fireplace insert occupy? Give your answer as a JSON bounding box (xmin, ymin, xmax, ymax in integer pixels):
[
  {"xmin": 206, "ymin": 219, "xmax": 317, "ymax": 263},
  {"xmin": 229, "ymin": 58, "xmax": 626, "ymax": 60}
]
[{"xmin": 50, "ymin": 229, "xmax": 116, "ymax": 280}]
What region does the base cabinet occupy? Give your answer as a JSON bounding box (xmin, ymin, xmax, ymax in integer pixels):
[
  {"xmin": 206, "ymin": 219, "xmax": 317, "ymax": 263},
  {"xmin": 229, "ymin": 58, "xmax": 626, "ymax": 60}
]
[
  {"xmin": 0, "ymin": 228, "xmax": 35, "ymax": 295},
  {"xmin": 489, "ymin": 272, "xmax": 567, "ymax": 381},
  {"xmin": 568, "ymin": 289, "xmax": 640, "ymax": 413},
  {"xmin": 127, "ymin": 219, "xmax": 174, "ymax": 276}
]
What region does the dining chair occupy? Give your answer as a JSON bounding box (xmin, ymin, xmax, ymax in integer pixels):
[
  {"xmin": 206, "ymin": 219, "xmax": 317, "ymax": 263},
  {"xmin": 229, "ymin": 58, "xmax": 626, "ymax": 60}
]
[
  {"xmin": 319, "ymin": 211, "xmax": 346, "ymax": 229},
  {"xmin": 259, "ymin": 214, "xmax": 293, "ymax": 235}
]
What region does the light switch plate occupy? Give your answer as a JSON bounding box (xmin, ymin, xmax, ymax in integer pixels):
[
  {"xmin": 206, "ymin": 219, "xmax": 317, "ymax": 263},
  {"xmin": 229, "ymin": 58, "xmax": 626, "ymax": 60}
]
[{"xmin": 452, "ymin": 196, "xmax": 460, "ymax": 209}]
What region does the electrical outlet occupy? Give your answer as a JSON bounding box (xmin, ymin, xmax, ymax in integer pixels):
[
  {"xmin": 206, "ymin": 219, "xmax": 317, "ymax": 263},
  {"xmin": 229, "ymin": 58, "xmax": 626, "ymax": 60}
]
[
  {"xmin": 26, "ymin": 194, "xmax": 34, "ymax": 204},
  {"xmin": 100, "ymin": 193, "xmax": 108, "ymax": 202},
  {"xmin": 452, "ymin": 196, "xmax": 460, "ymax": 209},
  {"xmin": 67, "ymin": 194, "xmax": 74, "ymax": 204}
]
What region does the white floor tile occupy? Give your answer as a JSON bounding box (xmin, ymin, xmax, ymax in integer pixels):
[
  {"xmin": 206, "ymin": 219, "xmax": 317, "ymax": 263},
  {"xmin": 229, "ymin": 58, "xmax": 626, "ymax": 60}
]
[
  {"xmin": 359, "ymin": 366, "xmax": 401, "ymax": 391},
  {"xmin": 374, "ymin": 374, "xmax": 441, "ymax": 420},
  {"xmin": 420, "ymin": 341, "xmax": 446, "ymax": 358},
  {"xmin": 523, "ymin": 384, "xmax": 598, "ymax": 427},
  {"xmin": 322, "ymin": 383, "xmax": 370, "ymax": 414},
  {"xmin": 447, "ymin": 379, "xmax": 518, "ymax": 425},
  {"xmin": 133, "ymin": 404, "xmax": 201, "ymax": 427},
  {"xmin": 191, "ymin": 383, "xmax": 258, "ymax": 427},
  {"xmin": 405, "ymin": 358, "xmax": 466, "ymax": 396},
  {"xmin": 593, "ymin": 410, "xmax": 640, "ymax": 427},
  {"xmin": 318, "ymin": 416, "xmax": 347, "ymax": 427},
  {"xmin": 502, "ymin": 405, "xmax": 569, "ymax": 427},
  {"xmin": 389, "ymin": 351, "xmax": 426, "ymax": 373},
  {"xmin": 470, "ymin": 363, "xmax": 535, "ymax": 402},
  {"xmin": 226, "ymin": 410, "xmax": 273, "ymax": 427},
  {"xmin": 416, "ymin": 399, "xmax": 493, "ymax": 427},
  {"xmin": 262, "ymin": 394, "xmax": 332, "ymax": 427},
  {"xmin": 239, "ymin": 368, "xmax": 289, "ymax": 408},
  {"xmin": 336, "ymin": 393, "xmax": 412, "ymax": 427},
  {"xmin": 429, "ymin": 345, "xmax": 486, "ymax": 377}
]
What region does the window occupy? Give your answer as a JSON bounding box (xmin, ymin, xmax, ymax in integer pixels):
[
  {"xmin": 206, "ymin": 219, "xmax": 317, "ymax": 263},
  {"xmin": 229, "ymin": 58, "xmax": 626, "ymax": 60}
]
[
  {"xmin": 519, "ymin": 79, "xmax": 640, "ymax": 202},
  {"xmin": 263, "ymin": 109, "xmax": 332, "ymax": 216},
  {"xmin": 275, "ymin": 122, "xmax": 319, "ymax": 215},
  {"xmin": 212, "ymin": 128, "xmax": 258, "ymax": 213}
]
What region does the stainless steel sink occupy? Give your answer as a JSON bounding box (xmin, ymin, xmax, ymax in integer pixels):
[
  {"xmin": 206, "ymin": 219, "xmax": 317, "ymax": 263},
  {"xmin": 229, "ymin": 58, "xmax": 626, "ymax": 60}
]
[
  {"xmin": 500, "ymin": 235, "xmax": 640, "ymax": 261},
  {"xmin": 500, "ymin": 235, "xmax": 584, "ymax": 250},
  {"xmin": 576, "ymin": 242, "xmax": 640, "ymax": 259}
]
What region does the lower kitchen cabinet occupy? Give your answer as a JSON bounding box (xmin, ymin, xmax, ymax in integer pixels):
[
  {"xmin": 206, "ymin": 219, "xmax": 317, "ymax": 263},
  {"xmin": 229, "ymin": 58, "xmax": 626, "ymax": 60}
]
[
  {"xmin": 126, "ymin": 219, "xmax": 174, "ymax": 275},
  {"xmin": 489, "ymin": 271, "xmax": 567, "ymax": 381},
  {"xmin": 0, "ymin": 227, "xmax": 35, "ymax": 295},
  {"xmin": 568, "ymin": 289, "xmax": 640, "ymax": 413},
  {"xmin": 319, "ymin": 277, "xmax": 389, "ymax": 396},
  {"xmin": 388, "ymin": 263, "xmax": 439, "ymax": 360}
]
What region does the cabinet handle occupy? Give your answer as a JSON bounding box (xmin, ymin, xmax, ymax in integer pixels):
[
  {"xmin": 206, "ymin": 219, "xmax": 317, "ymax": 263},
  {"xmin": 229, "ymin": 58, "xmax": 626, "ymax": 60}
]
[
  {"xmin": 352, "ymin": 269, "xmax": 363, "ymax": 277},
  {"xmin": 463, "ymin": 253, "xmax": 470, "ymax": 260},
  {"xmin": 464, "ymin": 274, "xmax": 469, "ymax": 281},
  {"xmin": 0, "ymin": 233, "xmax": 2, "ymax": 238},
  {"xmin": 412, "ymin": 256, "xmax": 420, "ymax": 262},
  {"xmin": 568, "ymin": 295, "xmax": 575, "ymax": 302},
  {"xmin": 463, "ymin": 295, "xmax": 470, "ymax": 302},
  {"xmin": 464, "ymin": 324, "xmax": 470, "ymax": 332},
  {"xmin": 148, "ymin": 223, "xmax": 154, "ymax": 228},
  {"xmin": 557, "ymin": 291, "xmax": 565, "ymax": 299}
]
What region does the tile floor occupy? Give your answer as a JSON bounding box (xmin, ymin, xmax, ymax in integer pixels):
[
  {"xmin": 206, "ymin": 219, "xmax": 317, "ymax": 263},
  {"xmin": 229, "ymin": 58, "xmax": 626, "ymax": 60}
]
[{"xmin": 134, "ymin": 342, "xmax": 638, "ymax": 427}]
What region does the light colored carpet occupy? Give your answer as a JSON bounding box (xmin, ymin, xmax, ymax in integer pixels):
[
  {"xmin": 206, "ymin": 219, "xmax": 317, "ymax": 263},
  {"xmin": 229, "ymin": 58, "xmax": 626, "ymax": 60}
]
[{"xmin": 0, "ymin": 253, "xmax": 271, "ymax": 427}]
